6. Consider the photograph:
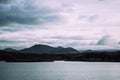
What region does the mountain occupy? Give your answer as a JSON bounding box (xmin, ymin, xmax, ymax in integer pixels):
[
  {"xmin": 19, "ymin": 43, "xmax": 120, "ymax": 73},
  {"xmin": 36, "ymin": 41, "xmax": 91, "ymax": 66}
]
[
  {"xmin": 1, "ymin": 45, "xmax": 120, "ymax": 62},
  {"xmin": 3, "ymin": 48, "xmax": 17, "ymax": 52},
  {"xmin": 20, "ymin": 44, "xmax": 78, "ymax": 54}
]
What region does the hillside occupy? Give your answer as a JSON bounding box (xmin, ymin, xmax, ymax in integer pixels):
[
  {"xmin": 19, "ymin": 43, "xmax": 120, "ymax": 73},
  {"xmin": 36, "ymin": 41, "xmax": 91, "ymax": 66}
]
[
  {"xmin": 20, "ymin": 44, "xmax": 79, "ymax": 54},
  {"xmin": 0, "ymin": 49, "xmax": 120, "ymax": 62}
]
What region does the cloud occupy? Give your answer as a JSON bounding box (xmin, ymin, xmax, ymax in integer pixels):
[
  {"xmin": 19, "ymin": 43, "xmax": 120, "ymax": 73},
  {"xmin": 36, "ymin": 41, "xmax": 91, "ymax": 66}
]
[
  {"xmin": 98, "ymin": 0, "xmax": 105, "ymax": 1},
  {"xmin": 51, "ymin": 36, "xmax": 85, "ymax": 40},
  {"xmin": 0, "ymin": 0, "xmax": 58, "ymax": 27},
  {"xmin": 0, "ymin": 0, "xmax": 10, "ymax": 4},
  {"xmin": 78, "ymin": 15, "xmax": 100, "ymax": 23},
  {"xmin": 0, "ymin": 39, "xmax": 25, "ymax": 49},
  {"xmin": 0, "ymin": 37, "xmax": 41, "ymax": 49},
  {"xmin": 0, "ymin": 0, "xmax": 120, "ymax": 50},
  {"xmin": 97, "ymin": 35, "xmax": 118, "ymax": 45},
  {"xmin": 50, "ymin": 35, "xmax": 98, "ymax": 41}
]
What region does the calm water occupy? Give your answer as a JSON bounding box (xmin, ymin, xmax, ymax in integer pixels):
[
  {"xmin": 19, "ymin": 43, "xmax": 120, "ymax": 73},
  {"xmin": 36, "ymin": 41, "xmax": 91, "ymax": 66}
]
[{"xmin": 0, "ymin": 61, "xmax": 120, "ymax": 80}]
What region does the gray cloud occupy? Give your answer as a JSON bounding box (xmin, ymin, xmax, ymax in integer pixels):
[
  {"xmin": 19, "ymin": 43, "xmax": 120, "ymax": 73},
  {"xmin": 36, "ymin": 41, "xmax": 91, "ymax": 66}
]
[
  {"xmin": 0, "ymin": 39, "xmax": 26, "ymax": 44},
  {"xmin": 0, "ymin": 0, "xmax": 120, "ymax": 50},
  {"xmin": 78, "ymin": 15, "xmax": 104, "ymax": 24},
  {"xmin": 97, "ymin": 35, "xmax": 118, "ymax": 45},
  {"xmin": 51, "ymin": 36, "xmax": 84, "ymax": 40},
  {"xmin": 51, "ymin": 35, "xmax": 96, "ymax": 41},
  {"xmin": 0, "ymin": 0, "xmax": 10, "ymax": 4},
  {"xmin": 98, "ymin": 0, "xmax": 105, "ymax": 1},
  {"xmin": 0, "ymin": 39, "xmax": 21, "ymax": 49},
  {"xmin": 0, "ymin": 39, "xmax": 34, "ymax": 49},
  {"xmin": 0, "ymin": 26, "xmax": 22, "ymax": 32},
  {"xmin": 0, "ymin": 0, "xmax": 58, "ymax": 27}
]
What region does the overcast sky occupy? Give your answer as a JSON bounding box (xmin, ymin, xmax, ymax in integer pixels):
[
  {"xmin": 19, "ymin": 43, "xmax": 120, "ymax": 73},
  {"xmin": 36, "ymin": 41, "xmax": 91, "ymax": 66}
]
[{"xmin": 0, "ymin": 0, "xmax": 120, "ymax": 50}]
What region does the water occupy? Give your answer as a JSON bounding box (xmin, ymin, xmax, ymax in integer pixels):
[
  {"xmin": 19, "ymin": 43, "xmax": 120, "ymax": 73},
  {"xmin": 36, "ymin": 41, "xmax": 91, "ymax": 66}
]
[{"xmin": 0, "ymin": 61, "xmax": 120, "ymax": 80}]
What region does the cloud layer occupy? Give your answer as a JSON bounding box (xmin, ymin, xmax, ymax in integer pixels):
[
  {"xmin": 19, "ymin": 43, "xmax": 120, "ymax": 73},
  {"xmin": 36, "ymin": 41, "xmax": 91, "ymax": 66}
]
[
  {"xmin": 0, "ymin": 0, "xmax": 58, "ymax": 27},
  {"xmin": 97, "ymin": 35, "xmax": 118, "ymax": 45},
  {"xmin": 0, "ymin": 0, "xmax": 120, "ymax": 50}
]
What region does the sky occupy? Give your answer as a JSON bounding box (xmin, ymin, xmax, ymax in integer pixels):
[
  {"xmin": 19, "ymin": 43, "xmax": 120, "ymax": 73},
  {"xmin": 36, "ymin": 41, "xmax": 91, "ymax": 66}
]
[{"xmin": 0, "ymin": 0, "xmax": 120, "ymax": 50}]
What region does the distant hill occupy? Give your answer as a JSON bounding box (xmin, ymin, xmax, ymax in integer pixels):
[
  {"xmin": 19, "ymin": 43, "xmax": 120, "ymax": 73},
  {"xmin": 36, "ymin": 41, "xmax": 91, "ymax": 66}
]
[
  {"xmin": 1, "ymin": 49, "xmax": 120, "ymax": 62},
  {"xmin": 20, "ymin": 44, "xmax": 79, "ymax": 54},
  {"xmin": 3, "ymin": 48, "xmax": 17, "ymax": 52},
  {"xmin": 1, "ymin": 45, "xmax": 120, "ymax": 62}
]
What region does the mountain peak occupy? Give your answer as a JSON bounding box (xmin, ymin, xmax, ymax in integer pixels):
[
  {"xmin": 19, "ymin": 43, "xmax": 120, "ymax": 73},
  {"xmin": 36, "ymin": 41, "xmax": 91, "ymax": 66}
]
[
  {"xmin": 20, "ymin": 44, "xmax": 78, "ymax": 54},
  {"xmin": 31, "ymin": 44, "xmax": 53, "ymax": 48},
  {"xmin": 3, "ymin": 48, "xmax": 17, "ymax": 52},
  {"xmin": 57, "ymin": 46, "xmax": 64, "ymax": 49},
  {"xmin": 29, "ymin": 44, "xmax": 54, "ymax": 50}
]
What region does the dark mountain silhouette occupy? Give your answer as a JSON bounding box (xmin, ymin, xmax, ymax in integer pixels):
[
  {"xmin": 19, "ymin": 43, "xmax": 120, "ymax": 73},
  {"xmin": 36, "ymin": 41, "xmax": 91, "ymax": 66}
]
[
  {"xmin": 1, "ymin": 44, "xmax": 120, "ymax": 62},
  {"xmin": 1, "ymin": 49, "xmax": 120, "ymax": 62},
  {"xmin": 20, "ymin": 44, "xmax": 79, "ymax": 54},
  {"xmin": 3, "ymin": 48, "xmax": 17, "ymax": 52}
]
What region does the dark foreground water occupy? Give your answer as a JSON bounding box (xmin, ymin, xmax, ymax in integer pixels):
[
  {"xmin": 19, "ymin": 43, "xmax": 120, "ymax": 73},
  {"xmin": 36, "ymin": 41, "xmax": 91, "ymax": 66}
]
[{"xmin": 0, "ymin": 61, "xmax": 120, "ymax": 80}]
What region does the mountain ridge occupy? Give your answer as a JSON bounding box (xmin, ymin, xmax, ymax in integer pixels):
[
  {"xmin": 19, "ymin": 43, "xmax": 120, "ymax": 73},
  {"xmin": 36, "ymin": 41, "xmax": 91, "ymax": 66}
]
[
  {"xmin": 20, "ymin": 44, "xmax": 79, "ymax": 54},
  {"xmin": 3, "ymin": 44, "xmax": 79, "ymax": 54}
]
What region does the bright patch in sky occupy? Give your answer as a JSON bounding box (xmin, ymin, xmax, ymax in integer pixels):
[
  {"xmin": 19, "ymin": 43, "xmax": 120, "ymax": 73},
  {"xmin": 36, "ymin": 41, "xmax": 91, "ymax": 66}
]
[{"xmin": 0, "ymin": 0, "xmax": 120, "ymax": 50}]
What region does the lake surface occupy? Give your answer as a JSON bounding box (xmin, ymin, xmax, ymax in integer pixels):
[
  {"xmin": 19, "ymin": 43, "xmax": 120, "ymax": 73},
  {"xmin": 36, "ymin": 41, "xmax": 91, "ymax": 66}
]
[{"xmin": 0, "ymin": 61, "xmax": 120, "ymax": 80}]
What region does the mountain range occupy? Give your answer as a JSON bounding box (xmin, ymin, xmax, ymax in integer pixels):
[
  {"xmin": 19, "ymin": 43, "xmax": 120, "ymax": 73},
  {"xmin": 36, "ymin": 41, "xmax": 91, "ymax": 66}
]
[
  {"xmin": 3, "ymin": 44, "xmax": 79, "ymax": 54},
  {"xmin": 1, "ymin": 44, "xmax": 120, "ymax": 62}
]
